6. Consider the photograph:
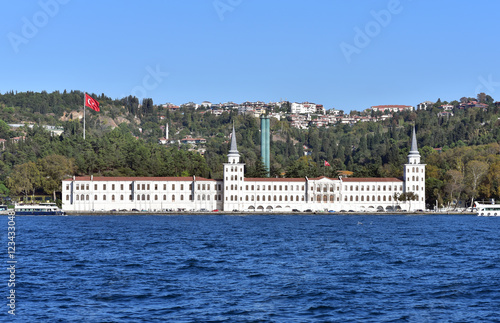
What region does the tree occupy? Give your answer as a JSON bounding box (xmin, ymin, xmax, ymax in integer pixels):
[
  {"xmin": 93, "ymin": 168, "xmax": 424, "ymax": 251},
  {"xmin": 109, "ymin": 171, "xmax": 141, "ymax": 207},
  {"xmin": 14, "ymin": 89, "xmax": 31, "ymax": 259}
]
[
  {"xmin": 465, "ymin": 160, "xmax": 488, "ymax": 205},
  {"xmin": 6, "ymin": 162, "xmax": 41, "ymax": 201},
  {"xmin": 444, "ymin": 169, "xmax": 464, "ymax": 208},
  {"xmin": 38, "ymin": 154, "xmax": 76, "ymax": 201}
]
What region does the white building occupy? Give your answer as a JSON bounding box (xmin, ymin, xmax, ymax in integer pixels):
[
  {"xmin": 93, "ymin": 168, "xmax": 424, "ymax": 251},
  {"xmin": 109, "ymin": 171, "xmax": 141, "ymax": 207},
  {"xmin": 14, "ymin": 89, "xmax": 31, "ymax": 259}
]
[
  {"xmin": 291, "ymin": 102, "xmax": 317, "ymax": 114},
  {"xmin": 62, "ymin": 127, "xmax": 425, "ymax": 212}
]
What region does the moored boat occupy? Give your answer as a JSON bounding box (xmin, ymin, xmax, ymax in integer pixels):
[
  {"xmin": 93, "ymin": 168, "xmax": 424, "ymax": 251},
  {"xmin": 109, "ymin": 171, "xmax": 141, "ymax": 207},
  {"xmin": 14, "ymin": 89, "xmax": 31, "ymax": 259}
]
[
  {"xmin": 475, "ymin": 201, "xmax": 500, "ymax": 216},
  {"xmin": 14, "ymin": 203, "xmax": 66, "ymax": 216}
]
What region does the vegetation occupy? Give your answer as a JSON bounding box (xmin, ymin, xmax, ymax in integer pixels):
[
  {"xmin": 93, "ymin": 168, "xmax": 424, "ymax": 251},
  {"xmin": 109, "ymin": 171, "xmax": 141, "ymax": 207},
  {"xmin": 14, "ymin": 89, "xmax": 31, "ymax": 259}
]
[{"xmin": 1, "ymin": 90, "xmax": 499, "ymax": 208}]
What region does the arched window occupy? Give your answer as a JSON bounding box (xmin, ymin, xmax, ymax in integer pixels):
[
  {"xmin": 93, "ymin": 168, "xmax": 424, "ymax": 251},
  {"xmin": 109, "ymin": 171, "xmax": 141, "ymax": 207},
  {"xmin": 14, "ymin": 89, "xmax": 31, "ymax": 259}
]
[
  {"xmin": 350, "ymin": 196, "xmax": 353, "ymax": 201},
  {"xmin": 279, "ymin": 196, "xmax": 282, "ymax": 201},
  {"xmin": 81, "ymin": 194, "xmax": 84, "ymax": 201},
  {"xmin": 142, "ymin": 194, "xmax": 145, "ymax": 200},
  {"xmin": 389, "ymin": 196, "xmax": 392, "ymax": 201},
  {"xmin": 66, "ymin": 195, "xmax": 69, "ymax": 201},
  {"xmin": 290, "ymin": 196, "xmax": 294, "ymax": 201},
  {"xmin": 383, "ymin": 196, "xmax": 386, "ymax": 201},
  {"xmin": 103, "ymin": 195, "xmax": 107, "ymax": 201},
  {"xmin": 76, "ymin": 195, "xmax": 79, "ymax": 201},
  {"xmin": 356, "ymin": 196, "xmax": 359, "ymax": 201},
  {"xmin": 383, "ymin": 186, "xmax": 386, "ymax": 191},
  {"xmin": 366, "ymin": 195, "xmax": 369, "ymax": 201},
  {"xmin": 95, "ymin": 195, "xmax": 98, "ymax": 200},
  {"xmin": 112, "ymin": 195, "xmax": 115, "ymax": 201},
  {"xmin": 361, "ymin": 196, "xmax": 364, "ymax": 201},
  {"xmin": 86, "ymin": 195, "xmax": 89, "ymax": 201},
  {"xmin": 378, "ymin": 196, "xmax": 381, "ymax": 201}
]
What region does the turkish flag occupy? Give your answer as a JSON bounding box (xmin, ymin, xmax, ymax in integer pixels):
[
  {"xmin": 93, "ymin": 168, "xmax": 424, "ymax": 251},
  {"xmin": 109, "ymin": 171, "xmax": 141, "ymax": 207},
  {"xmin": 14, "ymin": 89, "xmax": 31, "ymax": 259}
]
[
  {"xmin": 85, "ymin": 93, "xmax": 100, "ymax": 112},
  {"xmin": 324, "ymin": 160, "xmax": 331, "ymax": 166}
]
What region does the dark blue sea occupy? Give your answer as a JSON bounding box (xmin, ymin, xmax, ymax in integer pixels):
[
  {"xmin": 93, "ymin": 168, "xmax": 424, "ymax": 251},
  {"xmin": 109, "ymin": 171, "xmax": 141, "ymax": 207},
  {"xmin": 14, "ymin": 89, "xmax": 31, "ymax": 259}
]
[{"xmin": 2, "ymin": 214, "xmax": 500, "ymax": 322}]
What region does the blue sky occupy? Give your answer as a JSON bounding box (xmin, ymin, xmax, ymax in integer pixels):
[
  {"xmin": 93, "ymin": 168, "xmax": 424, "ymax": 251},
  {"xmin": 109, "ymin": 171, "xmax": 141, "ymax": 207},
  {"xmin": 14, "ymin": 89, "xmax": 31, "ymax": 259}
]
[{"xmin": 2, "ymin": 0, "xmax": 500, "ymax": 112}]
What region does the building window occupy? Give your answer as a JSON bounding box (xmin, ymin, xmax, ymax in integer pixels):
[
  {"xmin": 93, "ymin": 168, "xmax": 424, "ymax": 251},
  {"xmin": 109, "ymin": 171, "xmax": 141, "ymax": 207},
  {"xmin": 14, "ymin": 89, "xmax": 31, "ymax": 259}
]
[
  {"xmin": 274, "ymin": 196, "xmax": 277, "ymax": 201},
  {"xmin": 383, "ymin": 196, "xmax": 386, "ymax": 201},
  {"xmin": 202, "ymin": 184, "xmax": 206, "ymax": 190},
  {"xmin": 164, "ymin": 184, "xmax": 167, "ymax": 190},
  {"xmin": 155, "ymin": 195, "xmax": 158, "ymax": 201},
  {"xmin": 137, "ymin": 195, "xmax": 140, "ymax": 200},
  {"xmin": 142, "ymin": 184, "xmax": 145, "ymax": 190},
  {"xmin": 66, "ymin": 195, "xmax": 69, "ymax": 200},
  {"xmin": 76, "ymin": 195, "xmax": 79, "ymax": 201},
  {"xmin": 361, "ymin": 196, "xmax": 364, "ymax": 201},
  {"xmin": 181, "ymin": 184, "xmax": 184, "ymax": 190},
  {"xmin": 172, "ymin": 184, "xmax": 175, "ymax": 190},
  {"xmin": 155, "ymin": 184, "xmax": 158, "ymax": 190},
  {"xmin": 181, "ymin": 195, "xmax": 184, "ymax": 201},
  {"xmin": 172, "ymin": 195, "xmax": 175, "ymax": 201},
  {"xmin": 121, "ymin": 184, "xmax": 124, "ymax": 190},
  {"xmin": 95, "ymin": 195, "xmax": 98, "ymax": 200},
  {"xmin": 103, "ymin": 195, "xmax": 107, "ymax": 201},
  {"xmin": 378, "ymin": 196, "xmax": 381, "ymax": 201},
  {"xmin": 141, "ymin": 194, "xmax": 145, "ymax": 200},
  {"xmin": 112, "ymin": 195, "xmax": 115, "ymax": 201},
  {"xmin": 103, "ymin": 184, "xmax": 107, "ymax": 190},
  {"xmin": 163, "ymin": 195, "xmax": 166, "ymax": 200},
  {"xmin": 112, "ymin": 184, "xmax": 115, "ymax": 190},
  {"xmin": 367, "ymin": 186, "xmax": 370, "ymax": 191},
  {"xmin": 383, "ymin": 185, "xmax": 386, "ymax": 191},
  {"xmin": 129, "ymin": 195, "xmax": 132, "ymax": 201},
  {"xmin": 251, "ymin": 185, "xmax": 254, "ymax": 190}
]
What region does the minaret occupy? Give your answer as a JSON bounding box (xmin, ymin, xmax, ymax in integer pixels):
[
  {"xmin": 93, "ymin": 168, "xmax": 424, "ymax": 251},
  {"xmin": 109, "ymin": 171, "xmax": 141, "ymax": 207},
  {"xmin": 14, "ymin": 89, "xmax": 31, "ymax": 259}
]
[
  {"xmin": 223, "ymin": 124, "xmax": 245, "ymax": 211},
  {"xmin": 403, "ymin": 126, "xmax": 426, "ymax": 210}
]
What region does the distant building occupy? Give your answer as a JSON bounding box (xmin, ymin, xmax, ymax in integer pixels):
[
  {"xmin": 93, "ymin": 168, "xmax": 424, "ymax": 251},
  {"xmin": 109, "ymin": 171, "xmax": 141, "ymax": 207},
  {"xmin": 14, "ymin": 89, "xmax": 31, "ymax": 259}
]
[
  {"xmin": 291, "ymin": 102, "xmax": 317, "ymax": 114},
  {"xmin": 417, "ymin": 101, "xmax": 434, "ymax": 110},
  {"xmin": 371, "ymin": 105, "xmax": 414, "ymax": 113}
]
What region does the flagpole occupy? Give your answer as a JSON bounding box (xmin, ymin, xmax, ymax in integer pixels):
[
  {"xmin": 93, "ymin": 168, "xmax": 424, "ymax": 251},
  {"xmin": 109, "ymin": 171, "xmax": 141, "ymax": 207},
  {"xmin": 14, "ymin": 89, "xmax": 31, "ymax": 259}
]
[{"xmin": 83, "ymin": 92, "xmax": 86, "ymax": 140}]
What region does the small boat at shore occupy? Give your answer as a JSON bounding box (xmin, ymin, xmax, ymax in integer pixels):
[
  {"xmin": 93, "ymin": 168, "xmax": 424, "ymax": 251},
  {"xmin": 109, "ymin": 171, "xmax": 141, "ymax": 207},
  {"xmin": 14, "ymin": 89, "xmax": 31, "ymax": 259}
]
[
  {"xmin": 475, "ymin": 201, "xmax": 500, "ymax": 216},
  {"xmin": 12, "ymin": 203, "xmax": 66, "ymax": 216}
]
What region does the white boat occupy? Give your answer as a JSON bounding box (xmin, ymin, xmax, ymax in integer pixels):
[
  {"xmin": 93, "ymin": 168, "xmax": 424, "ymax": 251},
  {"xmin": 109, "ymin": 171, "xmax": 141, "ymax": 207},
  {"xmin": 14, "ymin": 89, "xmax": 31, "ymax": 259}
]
[
  {"xmin": 475, "ymin": 201, "xmax": 500, "ymax": 216},
  {"xmin": 13, "ymin": 203, "xmax": 66, "ymax": 216}
]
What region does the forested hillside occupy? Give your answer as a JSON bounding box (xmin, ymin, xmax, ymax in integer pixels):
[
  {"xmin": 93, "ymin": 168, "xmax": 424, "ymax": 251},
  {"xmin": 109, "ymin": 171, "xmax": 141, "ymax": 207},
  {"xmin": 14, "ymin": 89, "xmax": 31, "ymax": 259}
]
[{"xmin": 1, "ymin": 90, "xmax": 499, "ymax": 208}]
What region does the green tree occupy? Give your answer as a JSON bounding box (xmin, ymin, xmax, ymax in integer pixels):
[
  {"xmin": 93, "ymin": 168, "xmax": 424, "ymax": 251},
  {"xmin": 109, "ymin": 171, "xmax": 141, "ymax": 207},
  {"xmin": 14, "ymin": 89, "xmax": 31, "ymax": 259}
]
[
  {"xmin": 38, "ymin": 154, "xmax": 76, "ymax": 201},
  {"xmin": 6, "ymin": 162, "xmax": 41, "ymax": 201}
]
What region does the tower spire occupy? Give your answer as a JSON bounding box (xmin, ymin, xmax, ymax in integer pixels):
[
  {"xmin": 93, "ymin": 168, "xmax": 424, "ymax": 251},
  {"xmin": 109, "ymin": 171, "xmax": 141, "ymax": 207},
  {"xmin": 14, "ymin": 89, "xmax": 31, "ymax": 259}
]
[
  {"xmin": 407, "ymin": 126, "xmax": 420, "ymax": 163},
  {"xmin": 229, "ymin": 123, "xmax": 238, "ymax": 154},
  {"xmin": 410, "ymin": 126, "xmax": 418, "ymax": 154}
]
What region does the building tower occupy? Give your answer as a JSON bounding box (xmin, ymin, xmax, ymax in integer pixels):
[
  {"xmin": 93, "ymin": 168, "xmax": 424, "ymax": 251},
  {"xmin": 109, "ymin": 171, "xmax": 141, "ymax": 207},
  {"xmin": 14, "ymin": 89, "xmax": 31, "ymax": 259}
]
[
  {"xmin": 403, "ymin": 127, "xmax": 426, "ymax": 210},
  {"xmin": 260, "ymin": 115, "xmax": 270, "ymax": 176},
  {"xmin": 223, "ymin": 124, "xmax": 245, "ymax": 211}
]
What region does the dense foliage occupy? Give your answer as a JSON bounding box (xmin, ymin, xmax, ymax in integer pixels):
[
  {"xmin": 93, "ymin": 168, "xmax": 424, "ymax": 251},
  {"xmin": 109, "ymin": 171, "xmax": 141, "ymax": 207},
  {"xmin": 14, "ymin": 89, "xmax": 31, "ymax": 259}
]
[{"xmin": 1, "ymin": 90, "xmax": 499, "ymax": 208}]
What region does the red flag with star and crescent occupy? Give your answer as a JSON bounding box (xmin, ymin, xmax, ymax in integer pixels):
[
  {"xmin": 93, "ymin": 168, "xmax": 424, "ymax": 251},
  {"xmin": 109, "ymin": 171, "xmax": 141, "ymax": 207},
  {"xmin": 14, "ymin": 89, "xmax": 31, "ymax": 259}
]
[
  {"xmin": 324, "ymin": 160, "xmax": 331, "ymax": 166},
  {"xmin": 85, "ymin": 93, "xmax": 100, "ymax": 112}
]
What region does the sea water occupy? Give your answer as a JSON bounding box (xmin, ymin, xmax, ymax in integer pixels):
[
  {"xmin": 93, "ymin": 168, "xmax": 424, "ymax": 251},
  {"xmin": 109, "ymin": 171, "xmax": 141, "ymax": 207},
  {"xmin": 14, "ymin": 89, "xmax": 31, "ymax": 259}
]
[{"xmin": 1, "ymin": 214, "xmax": 499, "ymax": 322}]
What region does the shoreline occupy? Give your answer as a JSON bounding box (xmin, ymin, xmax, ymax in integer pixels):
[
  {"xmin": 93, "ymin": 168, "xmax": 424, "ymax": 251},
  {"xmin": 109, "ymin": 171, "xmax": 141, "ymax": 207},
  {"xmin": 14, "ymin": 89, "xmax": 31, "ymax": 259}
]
[{"xmin": 61, "ymin": 210, "xmax": 475, "ymax": 216}]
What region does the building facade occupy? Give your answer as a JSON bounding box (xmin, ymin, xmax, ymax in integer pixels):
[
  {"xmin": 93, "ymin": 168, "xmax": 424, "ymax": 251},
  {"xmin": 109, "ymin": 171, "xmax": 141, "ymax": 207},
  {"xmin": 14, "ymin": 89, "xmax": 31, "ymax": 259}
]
[{"xmin": 62, "ymin": 128, "xmax": 426, "ymax": 212}]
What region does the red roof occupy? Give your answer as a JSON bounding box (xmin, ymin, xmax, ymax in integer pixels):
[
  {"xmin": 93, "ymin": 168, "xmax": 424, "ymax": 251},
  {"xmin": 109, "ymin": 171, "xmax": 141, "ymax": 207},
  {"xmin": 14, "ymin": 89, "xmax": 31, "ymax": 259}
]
[
  {"xmin": 245, "ymin": 178, "xmax": 306, "ymax": 182},
  {"xmin": 64, "ymin": 176, "xmax": 215, "ymax": 182},
  {"xmin": 342, "ymin": 177, "xmax": 402, "ymax": 182}
]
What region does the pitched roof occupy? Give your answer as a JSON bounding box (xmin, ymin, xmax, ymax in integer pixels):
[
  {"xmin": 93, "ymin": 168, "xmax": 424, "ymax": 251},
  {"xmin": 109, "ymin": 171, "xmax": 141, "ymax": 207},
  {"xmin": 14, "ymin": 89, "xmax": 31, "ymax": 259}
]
[
  {"xmin": 63, "ymin": 176, "xmax": 215, "ymax": 182},
  {"xmin": 341, "ymin": 177, "xmax": 403, "ymax": 182}
]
